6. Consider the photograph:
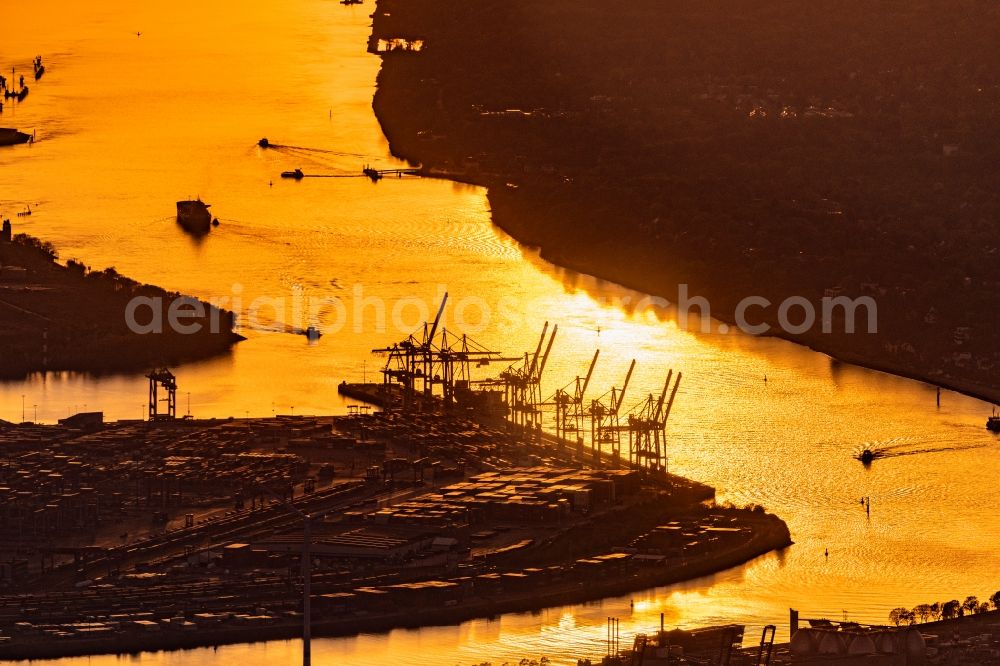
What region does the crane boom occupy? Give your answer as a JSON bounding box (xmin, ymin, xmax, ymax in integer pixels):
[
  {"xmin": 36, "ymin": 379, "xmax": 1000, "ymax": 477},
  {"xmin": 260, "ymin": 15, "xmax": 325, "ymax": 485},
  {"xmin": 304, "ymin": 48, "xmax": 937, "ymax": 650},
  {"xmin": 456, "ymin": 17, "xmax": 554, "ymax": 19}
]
[
  {"xmin": 662, "ymin": 372, "xmax": 682, "ymax": 423},
  {"xmin": 538, "ymin": 324, "xmax": 558, "ymax": 379},
  {"xmin": 581, "ymin": 350, "xmax": 600, "ymax": 398},
  {"xmin": 653, "ymin": 370, "xmax": 673, "ymax": 421},
  {"xmin": 616, "ymin": 359, "xmax": 637, "ymax": 411},
  {"xmin": 426, "ymin": 293, "xmax": 448, "ymax": 347},
  {"xmin": 528, "ymin": 321, "xmax": 549, "ymax": 377}
]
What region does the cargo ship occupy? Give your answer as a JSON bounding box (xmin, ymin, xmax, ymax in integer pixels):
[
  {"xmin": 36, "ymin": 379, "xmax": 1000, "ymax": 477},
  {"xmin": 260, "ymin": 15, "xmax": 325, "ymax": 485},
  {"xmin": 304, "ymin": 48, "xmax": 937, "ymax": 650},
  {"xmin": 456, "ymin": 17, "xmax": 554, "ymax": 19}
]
[
  {"xmin": 0, "ymin": 128, "xmax": 32, "ymax": 147},
  {"xmin": 176, "ymin": 199, "xmax": 213, "ymax": 235}
]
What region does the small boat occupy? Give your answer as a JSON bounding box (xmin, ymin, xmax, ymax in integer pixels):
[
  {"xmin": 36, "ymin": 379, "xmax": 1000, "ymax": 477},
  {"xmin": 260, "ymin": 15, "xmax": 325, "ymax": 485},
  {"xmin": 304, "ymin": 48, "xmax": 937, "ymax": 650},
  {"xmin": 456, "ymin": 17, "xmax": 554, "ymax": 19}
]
[
  {"xmin": 305, "ymin": 326, "xmax": 322, "ymax": 340},
  {"xmin": 859, "ymin": 449, "xmax": 874, "ymax": 464},
  {"xmin": 17, "ymin": 87, "xmax": 28, "ymax": 102},
  {"xmin": 363, "ymin": 166, "xmax": 382, "ymax": 181},
  {"xmin": 281, "ymin": 169, "xmax": 305, "ymax": 180},
  {"xmin": 0, "ymin": 128, "xmax": 32, "ymax": 147},
  {"xmin": 176, "ymin": 199, "xmax": 213, "ymax": 235},
  {"xmin": 258, "ymin": 137, "xmax": 270, "ymax": 148},
  {"xmin": 988, "ymin": 412, "xmax": 1000, "ymax": 433},
  {"xmin": 341, "ymin": 0, "xmax": 363, "ymax": 5}
]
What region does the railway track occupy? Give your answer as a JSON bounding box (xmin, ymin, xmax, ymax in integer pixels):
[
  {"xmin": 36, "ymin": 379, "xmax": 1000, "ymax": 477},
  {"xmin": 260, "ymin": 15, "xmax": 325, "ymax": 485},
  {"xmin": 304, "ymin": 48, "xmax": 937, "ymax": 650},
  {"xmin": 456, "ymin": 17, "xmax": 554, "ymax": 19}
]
[{"xmin": 29, "ymin": 480, "xmax": 385, "ymax": 590}]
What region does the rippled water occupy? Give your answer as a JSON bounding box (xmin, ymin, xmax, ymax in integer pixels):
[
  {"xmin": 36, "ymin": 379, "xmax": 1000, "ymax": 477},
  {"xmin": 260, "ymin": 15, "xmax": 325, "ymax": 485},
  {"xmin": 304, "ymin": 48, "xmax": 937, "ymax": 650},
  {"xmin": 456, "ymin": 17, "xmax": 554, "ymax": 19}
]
[{"xmin": 2, "ymin": 1, "xmax": 999, "ymax": 664}]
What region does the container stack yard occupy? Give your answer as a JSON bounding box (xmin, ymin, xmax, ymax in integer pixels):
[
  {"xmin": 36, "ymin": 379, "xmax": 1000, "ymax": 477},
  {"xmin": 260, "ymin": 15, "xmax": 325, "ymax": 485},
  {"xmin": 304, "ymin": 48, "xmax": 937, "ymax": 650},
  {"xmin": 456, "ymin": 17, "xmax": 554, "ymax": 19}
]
[
  {"xmin": 0, "ymin": 302, "xmax": 795, "ymax": 660},
  {"xmin": 0, "ymin": 403, "xmax": 788, "ymax": 659}
]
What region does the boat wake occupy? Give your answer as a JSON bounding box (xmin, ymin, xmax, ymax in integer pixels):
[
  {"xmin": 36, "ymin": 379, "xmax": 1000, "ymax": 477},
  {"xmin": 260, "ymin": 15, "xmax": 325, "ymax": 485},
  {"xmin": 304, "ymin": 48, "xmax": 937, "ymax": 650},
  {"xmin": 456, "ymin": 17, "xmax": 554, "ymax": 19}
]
[
  {"xmin": 259, "ymin": 141, "xmax": 372, "ymax": 160},
  {"xmin": 855, "ymin": 439, "xmax": 986, "ymax": 462}
]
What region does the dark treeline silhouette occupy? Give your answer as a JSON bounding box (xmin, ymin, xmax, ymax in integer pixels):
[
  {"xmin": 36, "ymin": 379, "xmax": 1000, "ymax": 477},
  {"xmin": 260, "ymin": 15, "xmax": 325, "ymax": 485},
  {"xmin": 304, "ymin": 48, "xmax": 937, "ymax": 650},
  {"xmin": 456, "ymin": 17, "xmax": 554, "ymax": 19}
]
[{"xmin": 889, "ymin": 591, "xmax": 1000, "ymax": 626}]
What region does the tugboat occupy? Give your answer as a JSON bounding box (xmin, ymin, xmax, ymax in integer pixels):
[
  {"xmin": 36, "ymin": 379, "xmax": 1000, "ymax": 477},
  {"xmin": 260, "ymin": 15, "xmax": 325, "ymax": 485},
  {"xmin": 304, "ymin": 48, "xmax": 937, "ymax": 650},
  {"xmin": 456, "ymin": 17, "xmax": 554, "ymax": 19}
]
[
  {"xmin": 176, "ymin": 199, "xmax": 213, "ymax": 235},
  {"xmin": 0, "ymin": 128, "xmax": 32, "ymax": 147},
  {"xmin": 281, "ymin": 168, "xmax": 304, "ymax": 180},
  {"xmin": 988, "ymin": 409, "xmax": 1000, "ymax": 433}
]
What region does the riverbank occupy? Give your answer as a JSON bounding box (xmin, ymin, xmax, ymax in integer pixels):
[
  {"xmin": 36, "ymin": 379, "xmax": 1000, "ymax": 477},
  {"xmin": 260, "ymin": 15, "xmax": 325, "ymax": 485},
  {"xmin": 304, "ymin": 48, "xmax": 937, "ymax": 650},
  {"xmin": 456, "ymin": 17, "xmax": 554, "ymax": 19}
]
[
  {"xmin": 573, "ymin": 608, "xmax": 1000, "ymax": 665},
  {"xmin": 369, "ymin": 0, "xmax": 1000, "ymax": 407},
  {"xmin": 0, "ymin": 506, "xmax": 789, "ymax": 661},
  {"xmin": 0, "ymin": 229, "xmax": 243, "ymax": 378}
]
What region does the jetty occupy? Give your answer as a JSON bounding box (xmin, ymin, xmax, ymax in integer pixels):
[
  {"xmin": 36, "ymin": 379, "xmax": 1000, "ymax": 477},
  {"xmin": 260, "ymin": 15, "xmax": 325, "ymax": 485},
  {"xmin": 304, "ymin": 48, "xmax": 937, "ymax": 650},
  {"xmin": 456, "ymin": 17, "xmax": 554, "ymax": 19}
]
[{"xmin": 364, "ymin": 165, "xmax": 421, "ymax": 181}]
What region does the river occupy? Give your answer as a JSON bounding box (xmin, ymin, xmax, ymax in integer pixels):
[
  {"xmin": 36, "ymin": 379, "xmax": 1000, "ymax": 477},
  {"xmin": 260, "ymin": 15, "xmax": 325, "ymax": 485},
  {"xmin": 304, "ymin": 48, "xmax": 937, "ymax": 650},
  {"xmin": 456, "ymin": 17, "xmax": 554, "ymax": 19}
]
[{"xmin": 1, "ymin": 1, "xmax": 999, "ymax": 663}]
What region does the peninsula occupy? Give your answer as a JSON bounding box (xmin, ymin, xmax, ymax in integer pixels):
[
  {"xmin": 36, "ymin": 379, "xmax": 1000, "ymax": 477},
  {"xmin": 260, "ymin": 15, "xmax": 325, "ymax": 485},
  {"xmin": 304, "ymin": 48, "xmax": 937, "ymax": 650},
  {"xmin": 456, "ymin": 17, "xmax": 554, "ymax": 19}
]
[{"xmin": 0, "ymin": 224, "xmax": 243, "ymax": 379}]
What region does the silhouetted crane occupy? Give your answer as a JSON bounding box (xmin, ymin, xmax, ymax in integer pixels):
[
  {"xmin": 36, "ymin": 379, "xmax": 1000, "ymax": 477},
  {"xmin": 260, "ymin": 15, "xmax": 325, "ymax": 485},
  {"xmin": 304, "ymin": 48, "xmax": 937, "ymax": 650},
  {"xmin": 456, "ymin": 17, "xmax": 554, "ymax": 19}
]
[
  {"xmin": 589, "ymin": 359, "xmax": 635, "ymax": 465},
  {"xmin": 372, "ymin": 293, "xmax": 517, "ymax": 411},
  {"xmin": 628, "ymin": 370, "xmax": 682, "ymax": 475},
  {"xmin": 553, "ymin": 349, "xmax": 599, "ymax": 457},
  {"xmin": 497, "ymin": 322, "xmax": 557, "ymax": 439},
  {"xmin": 146, "ymin": 369, "xmax": 177, "ymax": 421}
]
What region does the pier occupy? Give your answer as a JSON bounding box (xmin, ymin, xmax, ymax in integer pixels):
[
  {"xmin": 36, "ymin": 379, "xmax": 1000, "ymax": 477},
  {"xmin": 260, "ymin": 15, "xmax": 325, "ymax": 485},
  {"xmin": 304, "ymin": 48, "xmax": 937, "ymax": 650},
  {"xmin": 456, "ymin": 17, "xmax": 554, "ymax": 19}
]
[{"xmin": 363, "ymin": 165, "xmax": 421, "ymax": 181}]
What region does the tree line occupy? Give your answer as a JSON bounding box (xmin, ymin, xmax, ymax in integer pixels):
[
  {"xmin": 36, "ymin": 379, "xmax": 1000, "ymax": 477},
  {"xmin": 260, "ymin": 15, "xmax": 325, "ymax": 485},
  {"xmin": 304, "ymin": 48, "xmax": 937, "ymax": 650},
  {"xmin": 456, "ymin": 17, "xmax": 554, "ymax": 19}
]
[{"xmin": 889, "ymin": 592, "xmax": 1000, "ymax": 626}]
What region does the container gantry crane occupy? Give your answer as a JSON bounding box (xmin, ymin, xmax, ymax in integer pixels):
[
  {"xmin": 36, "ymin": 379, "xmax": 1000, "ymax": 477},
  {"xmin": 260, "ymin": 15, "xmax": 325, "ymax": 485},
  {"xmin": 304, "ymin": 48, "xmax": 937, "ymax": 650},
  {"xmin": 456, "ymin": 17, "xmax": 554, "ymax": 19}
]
[
  {"xmin": 372, "ymin": 293, "xmax": 516, "ymax": 411},
  {"xmin": 628, "ymin": 370, "xmax": 681, "ymax": 476},
  {"xmin": 146, "ymin": 368, "xmax": 177, "ymax": 421},
  {"xmin": 494, "ymin": 322, "xmax": 557, "ymax": 439},
  {"xmin": 589, "ymin": 359, "xmax": 635, "ymax": 466},
  {"xmin": 553, "ymin": 349, "xmax": 599, "ymax": 458}
]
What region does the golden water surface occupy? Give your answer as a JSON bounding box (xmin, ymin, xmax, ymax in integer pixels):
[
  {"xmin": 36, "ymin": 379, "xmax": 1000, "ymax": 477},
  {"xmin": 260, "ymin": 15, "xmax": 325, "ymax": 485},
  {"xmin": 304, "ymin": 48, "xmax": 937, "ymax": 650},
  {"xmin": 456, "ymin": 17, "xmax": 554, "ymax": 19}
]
[{"xmin": 2, "ymin": 1, "xmax": 999, "ymax": 663}]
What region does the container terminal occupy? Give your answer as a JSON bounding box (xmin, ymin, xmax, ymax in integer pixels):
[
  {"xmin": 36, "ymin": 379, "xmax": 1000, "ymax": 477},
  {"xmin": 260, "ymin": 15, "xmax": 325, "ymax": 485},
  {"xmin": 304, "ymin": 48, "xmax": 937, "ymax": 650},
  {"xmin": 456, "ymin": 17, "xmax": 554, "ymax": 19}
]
[{"xmin": 0, "ymin": 298, "xmax": 791, "ymax": 660}]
